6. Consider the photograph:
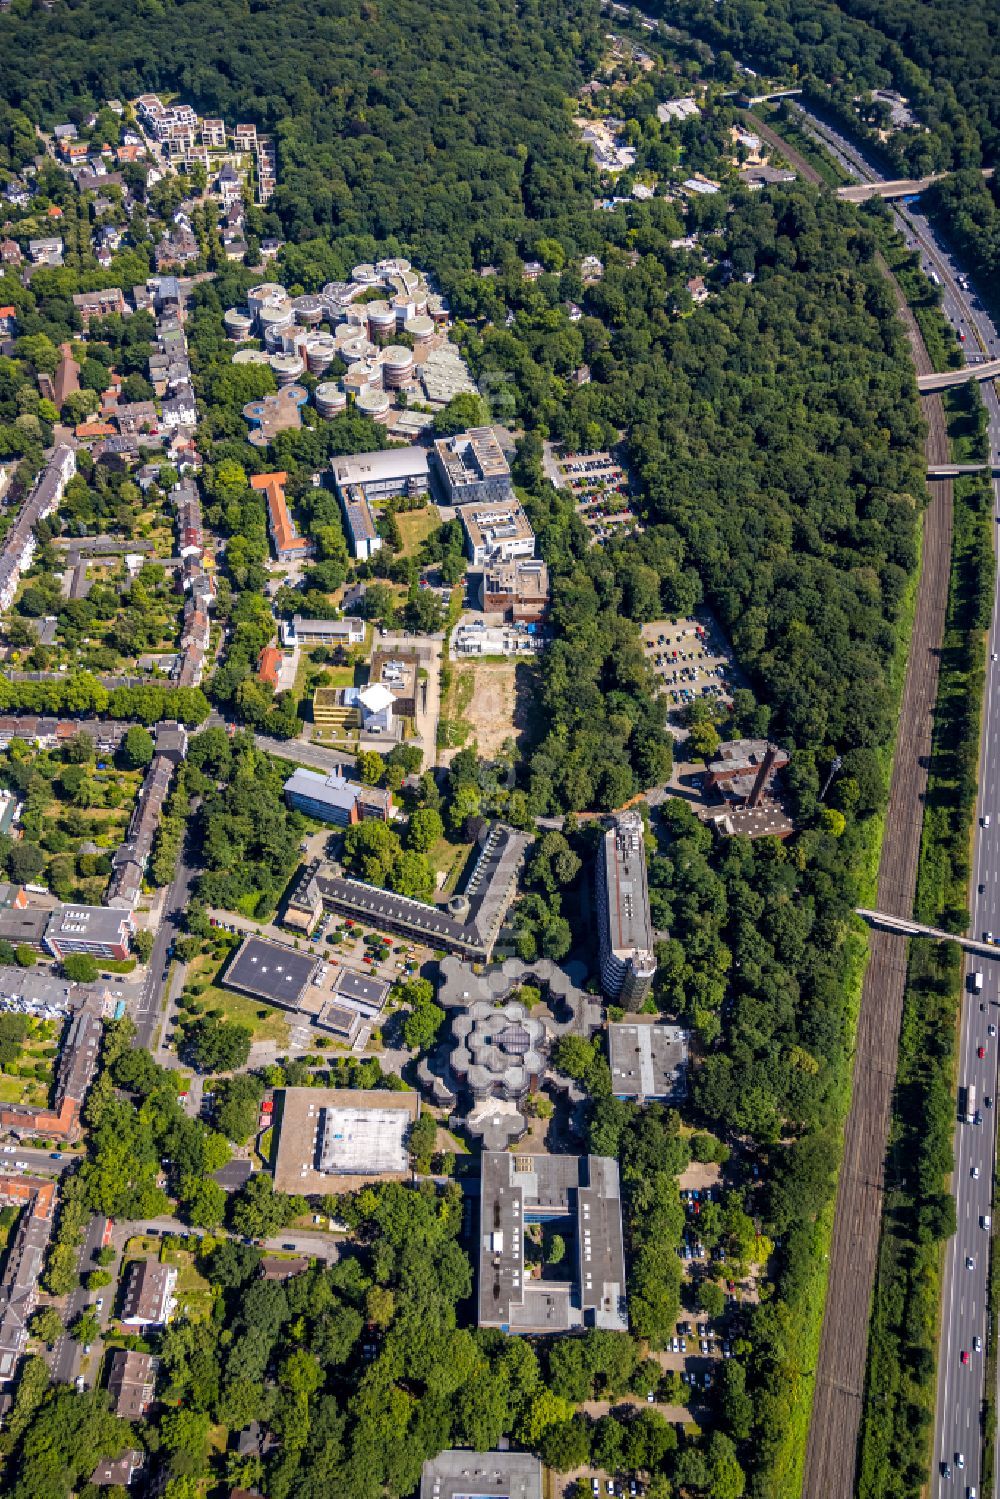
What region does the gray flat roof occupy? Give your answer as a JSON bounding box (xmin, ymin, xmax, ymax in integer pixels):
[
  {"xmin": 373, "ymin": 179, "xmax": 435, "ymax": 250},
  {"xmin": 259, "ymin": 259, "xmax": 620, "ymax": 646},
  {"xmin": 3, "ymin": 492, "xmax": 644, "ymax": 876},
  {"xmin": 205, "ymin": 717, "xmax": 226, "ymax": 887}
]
[
  {"xmin": 478, "ymin": 1151, "xmax": 627, "ymax": 1333},
  {"xmin": 284, "ymin": 767, "xmax": 361, "ymax": 815},
  {"xmin": 608, "ymin": 1021, "xmax": 689, "ymax": 1100},
  {"xmin": 331, "ymin": 446, "xmax": 428, "ymax": 490},
  {"xmin": 333, "ymin": 967, "xmax": 391, "ymax": 1010},
  {"xmin": 420, "ymin": 1450, "xmax": 543, "ymax": 1499},
  {"xmin": 600, "ymin": 814, "xmax": 653, "ymax": 957},
  {"xmin": 45, "ymin": 905, "xmax": 131, "ymax": 945},
  {"xmin": 224, "ymin": 938, "xmax": 318, "ymax": 1007}
]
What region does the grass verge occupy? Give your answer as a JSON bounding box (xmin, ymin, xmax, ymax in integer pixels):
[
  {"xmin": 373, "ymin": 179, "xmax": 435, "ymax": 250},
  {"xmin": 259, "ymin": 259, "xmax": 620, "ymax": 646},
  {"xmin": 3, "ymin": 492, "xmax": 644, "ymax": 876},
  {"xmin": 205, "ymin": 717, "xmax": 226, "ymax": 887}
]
[{"xmin": 857, "ymin": 334, "xmax": 993, "ymax": 1495}]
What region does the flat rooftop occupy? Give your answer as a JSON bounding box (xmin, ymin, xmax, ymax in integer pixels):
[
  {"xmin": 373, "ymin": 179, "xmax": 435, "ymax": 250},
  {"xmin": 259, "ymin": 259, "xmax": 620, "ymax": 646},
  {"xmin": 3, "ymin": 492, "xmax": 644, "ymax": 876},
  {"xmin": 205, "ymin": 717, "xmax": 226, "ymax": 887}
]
[
  {"xmin": 461, "ymin": 500, "xmax": 534, "ymax": 555},
  {"xmin": 331, "ymin": 446, "xmax": 428, "ymax": 492},
  {"xmin": 223, "ymin": 937, "xmax": 319, "ymax": 1008},
  {"xmin": 608, "ymin": 1021, "xmax": 688, "ymax": 1101},
  {"xmin": 433, "ymin": 427, "xmax": 511, "ymax": 488},
  {"xmin": 478, "ymin": 1150, "xmax": 627, "ymax": 1334},
  {"xmin": 420, "ymin": 1450, "xmax": 543, "ymax": 1499},
  {"xmin": 600, "ymin": 814, "xmax": 653, "ymax": 958},
  {"xmin": 273, "ymin": 1087, "xmax": 419, "ymax": 1193}
]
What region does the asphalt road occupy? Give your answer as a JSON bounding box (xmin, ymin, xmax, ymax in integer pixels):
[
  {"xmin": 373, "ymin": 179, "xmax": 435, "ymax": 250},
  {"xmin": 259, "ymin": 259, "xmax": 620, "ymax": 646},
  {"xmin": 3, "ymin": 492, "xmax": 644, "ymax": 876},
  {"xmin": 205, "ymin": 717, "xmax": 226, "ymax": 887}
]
[
  {"xmin": 132, "ymin": 841, "xmax": 197, "ymax": 1051},
  {"xmin": 0, "ymin": 1146, "xmax": 76, "ymax": 1176},
  {"xmin": 790, "ymin": 99, "xmax": 1000, "ymax": 1499},
  {"xmin": 50, "ymin": 1213, "xmax": 108, "ymax": 1387}
]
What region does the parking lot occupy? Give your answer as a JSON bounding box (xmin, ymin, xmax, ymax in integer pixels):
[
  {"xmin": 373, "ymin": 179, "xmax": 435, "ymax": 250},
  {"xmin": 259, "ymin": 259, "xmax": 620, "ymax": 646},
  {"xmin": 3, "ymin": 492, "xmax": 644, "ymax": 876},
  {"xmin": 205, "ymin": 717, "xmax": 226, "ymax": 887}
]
[
  {"xmin": 547, "ymin": 448, "xmax": 643, "ymax": 544},
  {"xmin": 640, "ymin": 614, "xmax": 740, "ymax": 717}
]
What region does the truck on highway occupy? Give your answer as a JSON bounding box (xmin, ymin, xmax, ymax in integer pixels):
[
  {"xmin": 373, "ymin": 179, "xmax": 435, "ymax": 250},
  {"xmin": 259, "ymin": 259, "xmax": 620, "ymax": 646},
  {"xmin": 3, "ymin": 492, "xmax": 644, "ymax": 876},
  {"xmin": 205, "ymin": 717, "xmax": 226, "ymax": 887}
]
[
  {"xmin": 965, "ymin": 1083, "xmax": 978, "ymax": 1124},
  {"xmin": 972, "ymin": 971, "xmax": 985, "ymax": 994}
]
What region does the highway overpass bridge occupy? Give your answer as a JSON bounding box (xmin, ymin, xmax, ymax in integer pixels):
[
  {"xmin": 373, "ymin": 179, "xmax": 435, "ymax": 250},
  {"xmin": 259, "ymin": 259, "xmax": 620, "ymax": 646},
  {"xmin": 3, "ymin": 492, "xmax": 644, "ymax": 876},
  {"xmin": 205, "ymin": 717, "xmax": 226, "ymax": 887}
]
[
  {"xmin": 856, "ymin": 907, "xmax": 997, "ymax": 957},
  {"xmin": 917, "ymin": 357, "xmax": 1000, "ymax": 392},
  {"xmin": 926, "ymin": 462, "xmax": 998, "ymax": 478},
  {"xmin": 837, "ymin": 167, "xmax": 993, "ymax": 203}
]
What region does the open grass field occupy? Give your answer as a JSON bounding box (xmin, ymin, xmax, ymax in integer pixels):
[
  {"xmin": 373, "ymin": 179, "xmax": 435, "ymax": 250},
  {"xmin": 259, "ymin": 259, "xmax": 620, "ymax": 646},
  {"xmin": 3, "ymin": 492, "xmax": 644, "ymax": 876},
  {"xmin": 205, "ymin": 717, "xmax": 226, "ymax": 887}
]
[
  {"xmin": 395, "ymin": 505, "xmax": 439, "ymax": 557},
  {"xmin": 182, "ymin": 954, "xmax": 291, "ymax": 1045}
]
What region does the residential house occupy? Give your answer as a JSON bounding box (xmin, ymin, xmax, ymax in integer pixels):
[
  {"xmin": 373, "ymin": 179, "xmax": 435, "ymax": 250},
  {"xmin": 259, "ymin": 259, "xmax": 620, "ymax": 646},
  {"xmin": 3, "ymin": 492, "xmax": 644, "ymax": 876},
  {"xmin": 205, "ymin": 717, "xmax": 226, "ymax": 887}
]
[{"xmin": 120, "ymin": 1260, "xmax": 178, "ymax": 1329}]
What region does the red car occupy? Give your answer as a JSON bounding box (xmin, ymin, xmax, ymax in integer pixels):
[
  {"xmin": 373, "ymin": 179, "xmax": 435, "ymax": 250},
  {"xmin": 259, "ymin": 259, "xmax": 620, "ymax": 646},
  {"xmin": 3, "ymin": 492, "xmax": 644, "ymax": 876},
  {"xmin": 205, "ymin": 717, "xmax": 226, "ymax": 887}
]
[
  {"xmin": 979, "ymin": 1046, "xmax": 987, "ymax": 1059},
  {"xmin": 962, "ymin": 1350, "xmax": 970, "ymax": 1366}
]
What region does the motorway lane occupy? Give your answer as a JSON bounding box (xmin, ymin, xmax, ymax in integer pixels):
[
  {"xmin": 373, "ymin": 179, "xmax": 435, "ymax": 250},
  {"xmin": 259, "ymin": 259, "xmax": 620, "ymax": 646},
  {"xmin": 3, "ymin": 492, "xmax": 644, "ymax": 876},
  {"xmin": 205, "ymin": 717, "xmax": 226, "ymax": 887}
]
[{"xmin": 790, "ymin": 100, "xmax": 1000, "ymax": 1499}]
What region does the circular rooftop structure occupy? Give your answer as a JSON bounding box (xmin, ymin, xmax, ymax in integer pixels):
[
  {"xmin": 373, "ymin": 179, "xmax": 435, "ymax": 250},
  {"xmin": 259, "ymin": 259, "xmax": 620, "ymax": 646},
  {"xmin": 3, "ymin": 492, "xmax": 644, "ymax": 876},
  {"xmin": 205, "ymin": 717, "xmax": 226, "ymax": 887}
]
[
  {"xmin": 232, "ymin": 348, "xmax": 270, "ymax": 365},
  {"xmin": 381, "ymin": 345, "xmax": 414, "ymax": 388},
  {"xmin": 351, "ymin": 262, "xmax": 379, "ymax": 284},
  {"xmin": 366, "ymin": 299, "xmax": 396, "ymax": 333},
  {"xmin": 292, "ymin": 294, "xmax": 324, "ymax": 325},
  {"xmin": 270, "ymin": 352, "xmax": 305, "ymax": 385},
  {"xmin": 224, "ymin": 308, "xmax": 254, "ymax": 339},
  {"xmin": 404, "ymin": 314, "xmax": 434, "ymax": 343},
  {"xmin": 356, "ymin": 388, "xmax": 392, "ymax": 420},
  {"xmin": 258, "ymin": 302, "xmax": 294, "ymax": 333},
  {"xmin": 449, "ymin": 999, "xmax": 549, "ymax": 1103},
  {"xmin": 303, "ymin": 333, "xmax": 339, "ymax": 373},
  {"xmin": 315, "ymin": 381, "xmax": 347, "ymax": 418}
]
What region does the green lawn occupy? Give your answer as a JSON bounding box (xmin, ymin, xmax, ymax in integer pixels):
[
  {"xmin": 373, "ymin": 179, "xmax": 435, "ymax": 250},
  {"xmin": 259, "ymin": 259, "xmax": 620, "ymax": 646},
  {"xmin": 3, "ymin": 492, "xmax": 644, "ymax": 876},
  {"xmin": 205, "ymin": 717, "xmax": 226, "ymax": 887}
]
[
  {"xmin": 183, "ymin": 955, "xmax": 291, "ymax": 1045},
  {"xmin": 427, "ymin": 835, "xmax": 474, "ymax": 895},
  {"xmin": 162, "ymin": 1248, "xmax": 214, "ymax": 1321},
  {"xmin": 395, "ymin": 505, "xmax": 439, "ymax": 557}
]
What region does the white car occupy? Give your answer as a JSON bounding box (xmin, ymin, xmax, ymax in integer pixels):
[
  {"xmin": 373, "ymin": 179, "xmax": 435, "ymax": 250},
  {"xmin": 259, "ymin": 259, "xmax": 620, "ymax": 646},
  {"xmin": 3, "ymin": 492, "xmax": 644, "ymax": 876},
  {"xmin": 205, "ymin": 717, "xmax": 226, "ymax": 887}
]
[
  {"xmin": 14, "ymin": 1160, "xmax": 28, "ymax": 1169},
  {"xmin": 967, "ymin": 1256, "xmax": 976, "ymax": 1270},
  {"xmin": 957, "ymin": 1452, "xmax": 966, "ymax": 1469},
  {"xmin": 973, "ymin": 1166, "xmax": 981, "ymax": 1179}
]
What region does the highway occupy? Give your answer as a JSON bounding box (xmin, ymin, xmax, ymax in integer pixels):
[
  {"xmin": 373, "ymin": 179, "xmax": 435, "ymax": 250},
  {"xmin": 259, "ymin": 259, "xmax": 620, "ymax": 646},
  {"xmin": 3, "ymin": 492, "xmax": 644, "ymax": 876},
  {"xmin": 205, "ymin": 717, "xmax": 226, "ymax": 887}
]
[{"xmin": 790, "ymin": 100, "xmax": 1000, "ymax": 1499}]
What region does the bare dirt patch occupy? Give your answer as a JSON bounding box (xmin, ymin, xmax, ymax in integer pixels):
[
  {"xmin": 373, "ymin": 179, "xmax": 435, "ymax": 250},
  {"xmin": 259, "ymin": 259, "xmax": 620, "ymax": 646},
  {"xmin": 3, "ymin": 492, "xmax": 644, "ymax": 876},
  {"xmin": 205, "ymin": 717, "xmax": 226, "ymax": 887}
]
[{"xmin": 440, "ymin": 659, "xmax": 524, "ymax": 763}]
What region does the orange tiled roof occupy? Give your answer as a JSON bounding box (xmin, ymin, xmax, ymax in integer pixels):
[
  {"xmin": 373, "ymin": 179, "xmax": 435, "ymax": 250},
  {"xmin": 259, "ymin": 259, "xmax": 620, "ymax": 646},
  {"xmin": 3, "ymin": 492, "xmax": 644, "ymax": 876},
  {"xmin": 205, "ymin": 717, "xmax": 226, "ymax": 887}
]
[
  {"xmin": 258, "ymin": 645, "xmax": 281, "ymax": 686},
  {"xmin": 251, "ymin": 471, "xmax": 310, "ymax": 555}
]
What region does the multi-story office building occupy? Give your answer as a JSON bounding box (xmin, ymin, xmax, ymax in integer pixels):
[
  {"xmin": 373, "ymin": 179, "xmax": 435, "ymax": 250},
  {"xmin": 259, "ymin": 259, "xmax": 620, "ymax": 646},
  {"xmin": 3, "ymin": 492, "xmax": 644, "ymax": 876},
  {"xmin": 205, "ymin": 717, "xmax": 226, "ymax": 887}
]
[
  {"xmin": 478, "ymin": 1150, "xmax": 627, "ymax": 1333},
  {"xmin": 431, "ymin": 426, "xmax": 512, "ymax": 506},
  {"xmin": 595, "ymin": 812, "xmax": 656, "ymax": 1007},
  {"xmin": 43, "ymin": 905, "xmax": 135, "ymax": 962},
  {"xmin": 283, "ymin": 768, "xmax": 391, "ymax": 826},
  {"xmin": 461, "ymin": 499, "xmax": 535, "ymax": 567}
]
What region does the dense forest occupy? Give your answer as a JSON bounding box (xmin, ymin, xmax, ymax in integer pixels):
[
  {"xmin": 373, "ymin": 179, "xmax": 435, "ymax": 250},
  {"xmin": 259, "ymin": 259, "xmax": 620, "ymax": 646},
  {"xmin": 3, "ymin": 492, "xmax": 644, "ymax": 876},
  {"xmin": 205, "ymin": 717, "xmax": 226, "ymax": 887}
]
[
  {"xmin": 665, "ymin": 0, "xmax": 994, "ymax": 169},
  {"xmin": 0, "ymin": 0, "xmax": 604, "ymax": 278}
]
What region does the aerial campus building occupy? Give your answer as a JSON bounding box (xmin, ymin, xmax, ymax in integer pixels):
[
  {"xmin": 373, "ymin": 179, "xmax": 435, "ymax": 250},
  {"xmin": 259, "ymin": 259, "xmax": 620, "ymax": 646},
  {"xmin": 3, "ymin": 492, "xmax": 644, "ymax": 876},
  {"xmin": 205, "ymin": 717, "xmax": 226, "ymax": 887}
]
[
  {"xmin": 478, "ymin": 1150, "xmax": 627, "ymax": 1334},
  {"xmin": 419, "ymin": 1451, "xmax": 542, "ymax": 1499},
  {"xmin": 608, "ymin": 1021, "xmax": 689, "ymax": 1102},
  {"xmin": 272, "ymin": 1087, "xmax": 420, "ymax": 1193},
  {"xmin": 285, "ymin": 823, "xmax": 531, "ymax": 961},
  {"xmin": 223, "ymin": 934, "xmax": 392, "ymax": 1045},
  {"xmin": 595, "ymin": 812, "xmax": 656, "ymax": 1007},
  {"xmin": 282, "ymin": 766, "xmax": 392, "ymax": 826},
  {"xmin": 430, "ymin": 426, "xmax": 512, "ymax": 507}
]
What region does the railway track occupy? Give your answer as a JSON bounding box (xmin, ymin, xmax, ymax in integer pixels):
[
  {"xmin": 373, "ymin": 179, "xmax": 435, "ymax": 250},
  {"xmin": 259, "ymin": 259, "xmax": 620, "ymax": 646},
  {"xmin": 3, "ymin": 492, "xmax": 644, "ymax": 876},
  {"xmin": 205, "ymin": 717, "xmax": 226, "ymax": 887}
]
[{"xmin": 753, "ymin": 111, "xmax": 955, "ymax": 1499}]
